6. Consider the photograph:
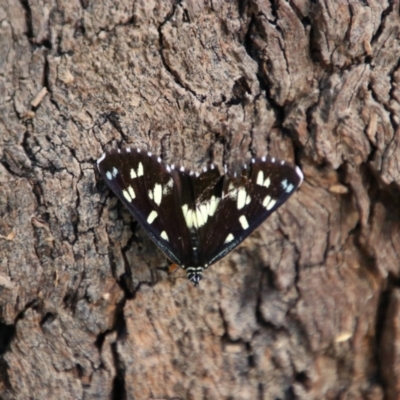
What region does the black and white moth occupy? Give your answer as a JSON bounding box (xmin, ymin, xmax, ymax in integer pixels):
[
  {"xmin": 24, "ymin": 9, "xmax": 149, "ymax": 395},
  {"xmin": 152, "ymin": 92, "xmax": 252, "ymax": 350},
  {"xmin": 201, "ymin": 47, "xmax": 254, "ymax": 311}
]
[{"xmin": 97, "ymin": 148, "xmax": 303, "ymax": 286}]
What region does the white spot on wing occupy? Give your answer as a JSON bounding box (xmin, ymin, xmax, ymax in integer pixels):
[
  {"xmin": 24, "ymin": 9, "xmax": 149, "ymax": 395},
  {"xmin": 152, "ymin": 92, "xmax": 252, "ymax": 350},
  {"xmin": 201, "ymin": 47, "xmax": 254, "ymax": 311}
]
[
  {"xmin": 256, "ymin": 170, "xmax": 264, "ymax": 186},
  {"xmin": 197, "ymin": 204, "xmax": 208, "ymax": 227},
  {"xmin": 182, "ymin": 204, "xmax": 194, "ymax": 228},
  {"xmin": 224, "ymin": 233, "xmax": 234, "ymax": 243},
  {"xmin": 205, "ymin": 199, "xmax": 211, "ymax": 217},
  {"xmin": 123, "ymin": 189, "xmax": 132, "ymax": 202},
  {"xmin": 106, "ymin": 171, "xmax": 113, "ymax": 180},
  {"xmin": 267, "ymin": 199, "xmax": 277, "ymax": 210},
  {"xmin": 192, "ymin": 208, "xmax": 206, "ymax": 228},
  {"xmin": 286, "ymin": 183, "xmax": 295, "ymax": 193},
  {"xmin": 160, "ymin": 231, "xmax": 169, "ymax": 241},
  {"xmin": 263, "ymin": 195, "xmax": 271, "ymax": 208},
  {"xmin": 147, "ymin": 210, "xmax": 158, "ymax": 224},
  {"xmin": 263, "ymin": 196, "xmax": 277, "ymax": 210},
  {"xmin": 237, "ymin": 187, "xmax": 247, "ymax": 210},
  {"xmin": 209, "ymin": 196, "xmax": 219, "ymax": 216},
  {"xmin": 264, "ymin": 177, "xmax": 271, "ymax": 188},
  {"xmin": 137, "ymin": 162, "xmax": 144, "ymax": 177},
  {"xmin": 130, "ymin": 168, "xmax": 137, "ymax": 179},
  {"xmin": 128, "ymin": 186, "xmax": 135, "ymax": 200},
  {"xmin": 239, "ymin": 215, "xmax": 249, "ymax": 230},
  {"xmin": 153, "ymin": 183, "xmax": 162, "ymax": 206},
  {"xmin": 148, "ymin": 189, "xmax": 153, "ymax": 200},
  {"xmin": 127, "ymin": 148, "xmax": 131, "ymax": 153},
  {"xmin": 112, "ymin": 167, "xmax": 118, "ymax": 177}
]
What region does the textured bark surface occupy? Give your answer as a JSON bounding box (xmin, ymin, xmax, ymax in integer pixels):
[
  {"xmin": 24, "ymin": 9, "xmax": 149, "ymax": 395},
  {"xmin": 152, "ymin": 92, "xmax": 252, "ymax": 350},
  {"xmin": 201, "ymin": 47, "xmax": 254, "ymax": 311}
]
[{"xmin": 0, "ymin": 0, "xmax": 399, "ymax": 399}]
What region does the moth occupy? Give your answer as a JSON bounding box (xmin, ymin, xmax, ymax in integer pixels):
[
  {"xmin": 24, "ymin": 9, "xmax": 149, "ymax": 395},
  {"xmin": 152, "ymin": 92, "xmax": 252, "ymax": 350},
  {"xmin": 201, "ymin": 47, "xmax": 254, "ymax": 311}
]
[{"xmin": 97, "ymin": 148, "xmax": 303, "ymax": 286}]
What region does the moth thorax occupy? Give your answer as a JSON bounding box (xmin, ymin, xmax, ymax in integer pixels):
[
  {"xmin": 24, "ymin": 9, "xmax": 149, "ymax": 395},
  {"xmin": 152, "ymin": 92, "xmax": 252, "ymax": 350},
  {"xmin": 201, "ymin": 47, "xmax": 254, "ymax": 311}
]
[{"xmin": 186, "ymin": 266, "xmax": 204, "ymax": 286}]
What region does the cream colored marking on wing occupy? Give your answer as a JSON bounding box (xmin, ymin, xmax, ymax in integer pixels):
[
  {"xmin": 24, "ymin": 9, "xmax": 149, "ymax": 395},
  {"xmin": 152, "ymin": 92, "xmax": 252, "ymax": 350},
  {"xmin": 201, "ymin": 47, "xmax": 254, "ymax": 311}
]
[
  {"xmin": 239, "ymin": 215, "xmax": 249, "ymax": 230},
  {"xmin": 209, "ymin": 196, "xmax": 219, "ymax": 216},
  {"xmin": 198, "ymin": 204, "xmax": 209, "ymax": 227},
  {"xmin": 160, "ymin": 231, "xmax": 169, "ymax": 241},
  {"xmin": 266, "ymin": 198, "xmax": 277, "ymax": 210},
  {"xmin": 182, "ymin": 204, "xmax": 194, "ymax": 229},
  {"xmin": 195, "ymin": 207, "xmax": 205, "ymax": 228},
  {"xmin": 263, "ymin": 195, "xmax": 271, "ymax": 208},
  {"xmin": 237, "ymin": 187, "xmax": 247, "ymax": 210},
  {"xmin": 286, "ymin": 183, "xmax": 294, "ymax": 193},
  {"xmin": 128, "ymin": 186, "xmax": 136, "ymax": 200},
  {"xmin": 123, "ymin": 189, "xmax": 132, "ymax": 202},
  {"xmin": 147, "ymin": 210, "xmax": 158, "ymax": 224},
  {"xmin": 137, "ymin": 162, "xmax": 144, "ymax": 177},
  {"xmin": 224, "ymin": 233, "xmax": 234, "ymax": 243},
  {"xmin": 206, "ymin": 200, "xmax": 211, "ymax": 217},
  {"xmin": 153, "ymin": 183, "xmax": 162, "ymax": 206},
  {"xmin": 256, "ymin": 170, "xmax": 264, "ymax": 186}
]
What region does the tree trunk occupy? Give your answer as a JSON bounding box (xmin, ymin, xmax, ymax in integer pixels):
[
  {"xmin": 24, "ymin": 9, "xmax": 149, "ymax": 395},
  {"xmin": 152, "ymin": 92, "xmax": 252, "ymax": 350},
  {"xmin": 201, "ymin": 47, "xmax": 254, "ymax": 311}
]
[{"xmin": 0, "ymin": 0, "xmax": 398, "ymax": 399}]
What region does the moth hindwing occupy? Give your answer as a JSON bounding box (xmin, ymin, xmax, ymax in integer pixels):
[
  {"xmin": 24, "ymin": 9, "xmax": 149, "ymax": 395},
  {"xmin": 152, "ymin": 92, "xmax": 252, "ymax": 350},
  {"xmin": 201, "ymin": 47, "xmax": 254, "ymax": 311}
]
[{"xmin": 97, "ymin": 148, "xmax": 303, "ymax": 286}]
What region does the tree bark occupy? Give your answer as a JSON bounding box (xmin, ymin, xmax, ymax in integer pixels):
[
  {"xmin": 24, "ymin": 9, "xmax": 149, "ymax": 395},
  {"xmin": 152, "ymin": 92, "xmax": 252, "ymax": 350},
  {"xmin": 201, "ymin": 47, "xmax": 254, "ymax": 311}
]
[{"xmin": 0, "ymin": 0, "xmax": 398, "ymax": 399}]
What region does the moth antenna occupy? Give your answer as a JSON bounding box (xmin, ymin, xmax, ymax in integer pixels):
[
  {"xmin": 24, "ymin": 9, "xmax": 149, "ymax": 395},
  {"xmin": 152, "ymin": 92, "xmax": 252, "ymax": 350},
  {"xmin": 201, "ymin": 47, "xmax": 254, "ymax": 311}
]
[
  {"xmin": 201, "ymin": 275, "xmax": 239, "ymax": 296},
  {"xmin": 170, "ymin": 279, "xmax": 191, "ymax": 297}
]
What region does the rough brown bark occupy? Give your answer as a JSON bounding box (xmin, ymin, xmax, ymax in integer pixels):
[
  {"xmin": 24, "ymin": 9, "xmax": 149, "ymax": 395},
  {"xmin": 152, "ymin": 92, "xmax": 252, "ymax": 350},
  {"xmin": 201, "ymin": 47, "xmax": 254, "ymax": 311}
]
[{"xmin": 0, "ymin": 0, "xmax": 399, "ymax": 399}]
